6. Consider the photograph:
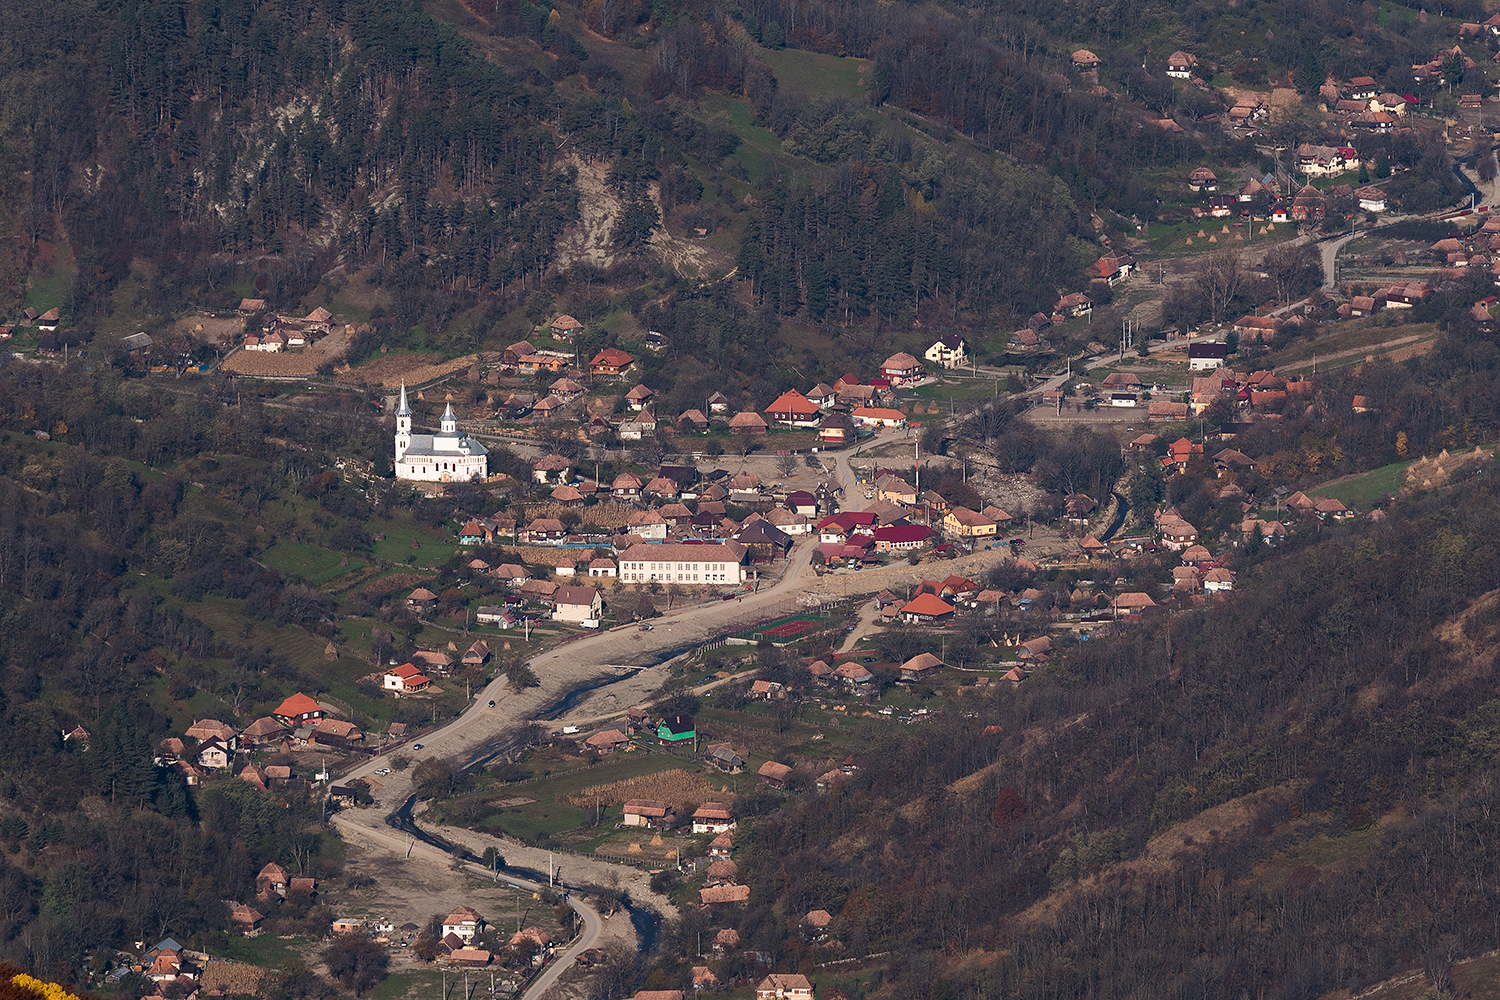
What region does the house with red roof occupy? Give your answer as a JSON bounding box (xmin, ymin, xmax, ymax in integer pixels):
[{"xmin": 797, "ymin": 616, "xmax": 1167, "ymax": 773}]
[
  {"xmin": 763, "ymin": 389, "xmax": 821, "ymax": 427},
  {"xmin": 589, "ymin": 348, "xmax": 635, "ymax": 377},
  {"xmin": 383, "ymin": 663, "xmax": 431, "ymax": 693},
  {"xmin": 817, "ymin": 511, "xmax": 878, "ymax": 544},
  {"xmin": 850, "ymin": 407, "xmax": 908, "ymax": 429},
  {"xmin": 1165, "ymin": 437, "xmax": 1204, "ymax": 472},
  {"xmin": 273, "ymin": 693, "xmax": 323, "ymax": 725},
  {"xmin": 901, "ymin": 593, "xmax": 955, "ymax": 623},
  {"xmin": 880, "ymin": 352, "xmax": 925, "ymax": 384},
  {"xmin": 873, "ymin": 524, "xmax": 935, "ymax": 551}
]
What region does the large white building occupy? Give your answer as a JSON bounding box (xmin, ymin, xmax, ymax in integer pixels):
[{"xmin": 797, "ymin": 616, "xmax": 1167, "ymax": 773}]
[
  {"xmin": 394, "ymin": 383, "xmax": 488, "ymax": 482},
  {"xmin": 617, "ymin": 542, "xmax": 748, "ymax": 585}
]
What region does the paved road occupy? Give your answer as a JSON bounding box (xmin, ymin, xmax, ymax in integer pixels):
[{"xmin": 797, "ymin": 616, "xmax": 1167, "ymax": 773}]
[
  {"xmin": 330, "ymin": 503, "xmax": 1026, "ymax": 992},
  {"xmin": 326, "ymin": 535, "xmax": 847, "ymax": 988},
  {"xmin": 1321, "ymin": 231, "xmax": 1361, "ymax": 290}
]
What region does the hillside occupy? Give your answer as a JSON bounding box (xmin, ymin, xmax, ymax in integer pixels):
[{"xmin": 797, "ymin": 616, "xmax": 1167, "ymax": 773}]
[
  {"xmin": 4, "ymin": 0, "xmax": 1487, "ymax": 393},
  {"xmin": 664, "ymin": 465, "xmax": 1500, "ymax": 1000},
  {"xmin": 5, "ymin": 0, "xmax": 1500, "ymax": 993}
]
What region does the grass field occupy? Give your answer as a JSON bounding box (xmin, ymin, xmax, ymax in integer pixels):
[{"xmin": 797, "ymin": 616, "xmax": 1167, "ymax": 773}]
[
  {"xmin": 261, "ymin": 541, "xmax": 366, "ymax": 584},
  {"xmin": 187, "ymin": 594, "xmax": 331, "ymax": 667},
  {"xmin": 24, "ymin": 237, "xmax": 77, "ymax": 316},
  {"xmin": 466, "ymin": 748, "xmax": 714, "ymax": 844},
  {"xmin": 703, "ymin": 96, "xmax": 783, "ymax": 183},
  {"xmin": 1145, "ymin": 217, "xmax": 1296, "ymax": 256},
  {"xmin": 371, "ymin": 514, "xmax": 459, "ymax": 568},
  {"xmin": 759, "ymin": 47, "xmax": 863, "ymax": 98},
  {"xmin": 214, "ymin": 932, "xmax": 309, "ymax": 967},
  {"xmin": 1309, "ymin": 459, "xmax": 1412, "ymax": 506},
  {"xmin": 167, "ymin": 592, "xmax": 413, "ymax": 727},
  {"xmin": 368, "ymin": 970, "xmax": 447, "ymax": 1000},
  {"xmin": 910, "ymin": 378, "xmax": 1008, "ymax": 403}
]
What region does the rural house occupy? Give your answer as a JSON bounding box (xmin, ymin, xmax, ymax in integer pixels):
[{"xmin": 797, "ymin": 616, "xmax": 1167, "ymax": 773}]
[
  {"xmin": 756, "ymin": 975, "xmax": 814, "ymax": 1000},
  {"xmin": 622, "ymin": 800, "xmax": 674, "ymax": 829}
]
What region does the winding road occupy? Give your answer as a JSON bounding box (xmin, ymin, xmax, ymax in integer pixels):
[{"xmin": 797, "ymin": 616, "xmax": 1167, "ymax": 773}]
[{"xmin": 331, "ymin": 489, "xmax": 1029, "ymax": 995}]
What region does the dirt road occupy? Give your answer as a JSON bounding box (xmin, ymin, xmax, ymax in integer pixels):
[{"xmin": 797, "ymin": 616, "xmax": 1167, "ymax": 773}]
[
  {"xmin": 329, "ymin": 515, "xmax": 1030, "ymax": 998},
  {"xmin": 331, "ymin": 812, "xmax": 607, "ymax": 1000}
]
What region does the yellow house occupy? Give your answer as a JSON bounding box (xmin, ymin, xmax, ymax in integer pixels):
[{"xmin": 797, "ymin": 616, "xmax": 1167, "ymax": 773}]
[
  {"xmin": 874, "ymin": 474, "xmax": 917, "ymax": 505},
  {"xmin": 942, "ymin": 507, "xmax": 998, "ymax": 539}
]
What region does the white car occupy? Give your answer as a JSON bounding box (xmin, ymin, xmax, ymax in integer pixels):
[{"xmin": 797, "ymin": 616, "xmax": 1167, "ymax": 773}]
[{"xmin": 375, "ymin": 768, "xmax": 390, "ymax": 776}]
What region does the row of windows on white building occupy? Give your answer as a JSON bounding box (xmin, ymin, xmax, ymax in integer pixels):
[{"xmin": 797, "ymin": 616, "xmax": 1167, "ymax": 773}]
[{"xmin": 621, "ymin": 563, "xmax": 733, "ymax": 583}]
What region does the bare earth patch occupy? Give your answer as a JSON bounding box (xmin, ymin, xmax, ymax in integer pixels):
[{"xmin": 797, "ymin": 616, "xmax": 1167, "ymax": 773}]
[
  {"xmin": 335, "ymin": 353, "xmax": 479, "ymax": 389},
  {"xmin": 555, "ymin": 156, "xmax": 625, "ymax": 272},
  {"xmin": 1424, "ymin": 587, "xmax": 1500, "ymax": 695},
  {"xmin": 221, "ymin": 324, "xmax": 357, "ymax": 377},
  {"xmin": 553, "ymin": 154, "xmax": 717, "ymax": 278},
  {"xmin": 165, "ymin": 313, "xmax": 246, "ymax": 347}
]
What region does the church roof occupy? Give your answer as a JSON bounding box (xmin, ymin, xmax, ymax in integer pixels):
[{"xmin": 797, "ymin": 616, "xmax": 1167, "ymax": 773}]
[{"xmin": 401, "ymin": 433, "xmax": 488, "ymax": 458}]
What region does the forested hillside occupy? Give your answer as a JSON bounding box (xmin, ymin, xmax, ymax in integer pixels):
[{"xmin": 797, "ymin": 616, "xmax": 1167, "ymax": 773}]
[
  {"xmin": 641, "ymin": 464, "xmax": 1500, "ymax": 1000},
  {"xmin": 4, "ymin": 0, "xmax": 1486, "ymax": 369},
  {"xmin": 4, "ymin": 0, "xmax": 1500, "ymax": 992}
]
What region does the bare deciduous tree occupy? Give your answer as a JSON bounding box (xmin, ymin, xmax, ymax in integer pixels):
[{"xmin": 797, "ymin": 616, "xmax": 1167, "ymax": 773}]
[
  {"xmin": 1263, "ymin": 243, "xmax": 1322, "ymax": 305},
  {"xmin": 1194, "ymin": 248, "xmax": 1246, "ymax": 324}
]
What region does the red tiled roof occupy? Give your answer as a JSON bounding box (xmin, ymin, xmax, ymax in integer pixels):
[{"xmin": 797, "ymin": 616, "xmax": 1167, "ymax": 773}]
[
  {"xmin": 902, "ymin": 593, "xmax": 955, "ymax": 617},
  {"xmin": 274, "ymin": 693, "xmax": 321, "ymax": 718}
]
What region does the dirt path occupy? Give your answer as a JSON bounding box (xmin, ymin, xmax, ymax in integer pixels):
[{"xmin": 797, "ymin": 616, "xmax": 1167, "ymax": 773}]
[
  {"xmin": 422, "ymin": 818, "xmax": 674, "ymax": 923},
  {"xmin": 837, "ymin": 598, "xmax": 881, "ymax": 654}
]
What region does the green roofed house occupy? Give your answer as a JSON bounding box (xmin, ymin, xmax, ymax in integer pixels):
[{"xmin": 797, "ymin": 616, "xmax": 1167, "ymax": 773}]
[{"xmin": 657, "ymin": 715, "xmax": 696, "ymax": 743}]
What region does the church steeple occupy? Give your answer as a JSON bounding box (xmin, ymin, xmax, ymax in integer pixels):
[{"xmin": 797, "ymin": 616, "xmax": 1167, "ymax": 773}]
[
  {"xmin": 394, "ymin": 381, "xmax": 412, "ymax": 464},
  {"xmin": 440, "ymin": 402, "xmax": 457, "ymax": 435}
]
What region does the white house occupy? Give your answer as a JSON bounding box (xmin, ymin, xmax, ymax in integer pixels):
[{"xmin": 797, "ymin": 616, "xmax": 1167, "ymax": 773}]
[
  {"xmin": 1356, "ymin": 186, "xmax": 1387, "ymax": 212},
  {"xmin": 442, "ymin": 906, "xmax": 484, "ymax": 942},
  {"xmin": 552, "ymin": 585, "xmax": 603, "ymax": 625},
  {"xmin": 1204, "ymin": 568, "xmax": 1235, "ymax": 592},
  {"xmin": 756, "ymin": 975, "xmax": 814, "ymax": 1000},
  {"xmin": 476, "ymin": 606, "xmax": 517, "ymax": 628},
  {"xmin": 394, "ymin": 383, "xmax": 488, "ymax": 483},
  {"xmin": 622, "ymin": 800, "xmax": 672, "ymax": 828},
  {"xmin": 850, "ymin": 407, "xmax": 908, "ymax": 429},
  {"xmin": 1188, "ymin": 342, "xmax": 1228, "ymax": 371},
  {"xmin": 1165, "ymin": 51, "xmax": 1197, "ymax": 78},
  {"xmin": 382, "ymin": 662, "xmax": 431, "ymax": 693},
  {"xmin": 691, "ymin": 802, "xmax": 737, "ymax": 834},
  {"xmin": 923, "ymin": 335, "xmax": 968, "ymax": 369}
]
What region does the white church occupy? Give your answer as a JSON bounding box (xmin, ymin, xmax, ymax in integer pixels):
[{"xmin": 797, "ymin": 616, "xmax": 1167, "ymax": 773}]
[{"xmin": 394, "ymin": 383, "xmax": 488, "ymax": 483}]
